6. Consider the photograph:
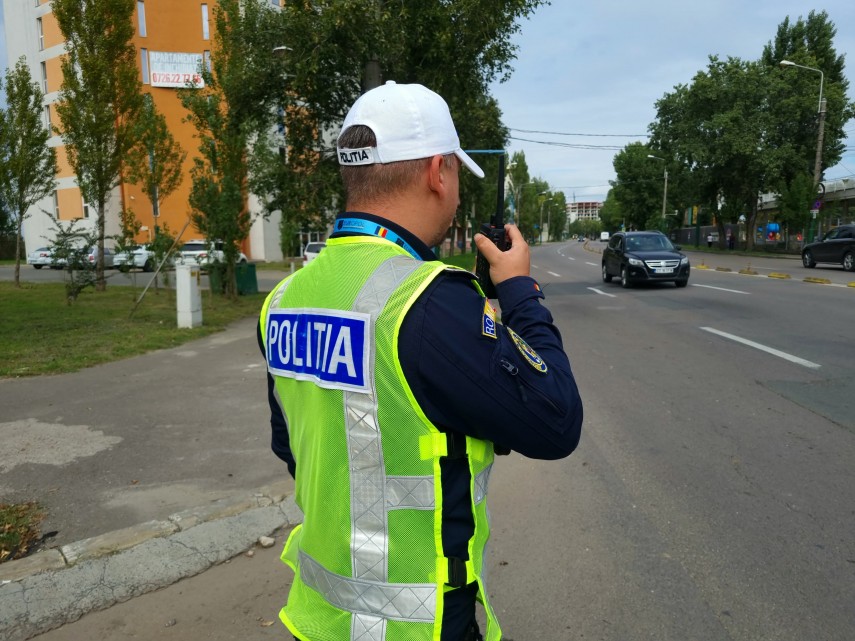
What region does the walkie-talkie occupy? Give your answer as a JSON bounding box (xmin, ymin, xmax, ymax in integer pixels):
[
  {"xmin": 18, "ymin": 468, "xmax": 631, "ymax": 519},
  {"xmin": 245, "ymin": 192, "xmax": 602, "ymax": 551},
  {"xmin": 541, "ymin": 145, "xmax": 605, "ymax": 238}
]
[{"xmin": 475, "ymin": 153, "xmax": 508, "ymax": 299}]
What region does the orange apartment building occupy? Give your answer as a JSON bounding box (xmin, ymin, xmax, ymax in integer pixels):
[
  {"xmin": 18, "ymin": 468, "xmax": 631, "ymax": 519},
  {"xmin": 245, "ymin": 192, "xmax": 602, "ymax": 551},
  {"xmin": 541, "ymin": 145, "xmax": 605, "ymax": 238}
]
[{"xmin": 3, "ymin": 0, "xmax": 284, "ymax": 261}]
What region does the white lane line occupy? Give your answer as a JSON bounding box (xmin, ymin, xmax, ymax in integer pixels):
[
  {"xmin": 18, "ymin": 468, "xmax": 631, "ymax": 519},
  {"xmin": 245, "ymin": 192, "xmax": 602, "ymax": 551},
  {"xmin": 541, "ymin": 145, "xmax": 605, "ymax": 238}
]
[
  {"xmin": 586, "ymin": 262, "xmax": 598, "ymax": 267},
  {"xmin": 566, "ymin": 256, "xmax": 576, "ymax": 260},
  {"xmin": 700, "ymin": 327, "xmax": 821, "ymax": 370},
  {"xmin": 692, "ymin": 284, "xmax": 749, "ymax": 295},
  {"xmin": 532, "ymin": 264, "xmax": 540, "ymax": 270},
  {"xmin": 588, "ymin": 287, "xmax": 617, "ymax": 298},
  {"xmin": 547, "ymin": 271, "xmax": 561, "ymax": 277}
]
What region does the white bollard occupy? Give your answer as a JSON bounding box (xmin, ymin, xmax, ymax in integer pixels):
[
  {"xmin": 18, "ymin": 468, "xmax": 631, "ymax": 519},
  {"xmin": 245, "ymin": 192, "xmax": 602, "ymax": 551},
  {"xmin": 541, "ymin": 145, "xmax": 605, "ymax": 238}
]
[{"xmin": 176, "ymin": 264, "xmax": 202, "ymax": 328}]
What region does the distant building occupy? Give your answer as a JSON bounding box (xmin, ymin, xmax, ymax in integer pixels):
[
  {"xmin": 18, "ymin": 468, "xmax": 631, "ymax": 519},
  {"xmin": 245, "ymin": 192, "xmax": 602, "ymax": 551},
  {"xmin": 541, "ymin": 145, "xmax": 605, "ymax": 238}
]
[
  {"xmin": 2, "ymin": 0, "xmax": 284, "ymax": 261},
  {"xmin": 567, "ymin": 201, "xmax": 603, "ymax": 224}
]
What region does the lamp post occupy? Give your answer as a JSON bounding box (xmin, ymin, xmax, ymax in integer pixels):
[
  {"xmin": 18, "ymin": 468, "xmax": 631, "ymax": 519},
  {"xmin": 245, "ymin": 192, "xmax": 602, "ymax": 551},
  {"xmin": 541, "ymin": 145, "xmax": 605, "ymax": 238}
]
[
  {"xmin": 647, "ymin": 155, "xmax": 668, "ymax": 219},
  {"xmin": 780, "ymin": 59, "xmax": 826, "ymax": 242}
]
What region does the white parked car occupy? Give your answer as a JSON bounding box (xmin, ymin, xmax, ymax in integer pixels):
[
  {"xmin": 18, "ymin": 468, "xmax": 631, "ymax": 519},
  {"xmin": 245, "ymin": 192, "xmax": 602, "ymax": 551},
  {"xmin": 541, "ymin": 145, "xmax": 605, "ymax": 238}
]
[
  {"xmin": 303, "ymin": 241, "xmax": 326, "ymax": 267},
  {"xmin": 27, "ymin": 247, "xmax": 56, "ymax": 269},
  {"xmin": 178, "ymin": 239, "xmax": 247, "ymax": 269},
  {"xmin": 114, "ymin": 245, "xmax": 158, "ymax": 272}
]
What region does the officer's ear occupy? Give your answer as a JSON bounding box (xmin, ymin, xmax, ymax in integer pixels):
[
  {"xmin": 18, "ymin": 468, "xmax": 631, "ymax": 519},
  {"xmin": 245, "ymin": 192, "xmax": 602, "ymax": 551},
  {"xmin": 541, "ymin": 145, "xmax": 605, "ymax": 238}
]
[{"xmin": 427, "ymin": 154, "xmax": 447, "ymax": 196}]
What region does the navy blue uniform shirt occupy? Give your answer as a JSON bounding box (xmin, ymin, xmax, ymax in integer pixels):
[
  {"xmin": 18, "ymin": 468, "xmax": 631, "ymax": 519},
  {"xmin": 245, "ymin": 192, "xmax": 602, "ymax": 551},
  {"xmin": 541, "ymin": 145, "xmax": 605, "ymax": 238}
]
[{"xmin": 259, "ymin": 212, "xmax": 583, "ymax": 640}]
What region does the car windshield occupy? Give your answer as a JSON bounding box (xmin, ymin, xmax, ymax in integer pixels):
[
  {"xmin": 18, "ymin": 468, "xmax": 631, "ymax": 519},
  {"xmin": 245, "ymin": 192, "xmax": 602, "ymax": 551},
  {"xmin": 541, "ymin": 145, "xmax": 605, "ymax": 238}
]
[
  {"xmin": 306, "ymin": 243, "xmax": 325, "ymax": 253},
  {"xmin": 627, "ymin": 236, "xmax": 673, "ymax": 252}
]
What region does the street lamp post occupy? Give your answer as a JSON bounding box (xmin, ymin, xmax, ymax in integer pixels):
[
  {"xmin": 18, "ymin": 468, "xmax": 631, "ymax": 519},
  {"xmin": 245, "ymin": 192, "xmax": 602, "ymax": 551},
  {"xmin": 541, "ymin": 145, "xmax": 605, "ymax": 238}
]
[
  {"xmin": 647, "ymin": 155, "xmax": 668, "ymax": 219},
  {"xmin": 780, "ymin": 59, "xmax": 826, "ymax": 242},
  {"xmin": 539, "ymin": 195, "xmax": 553, "ymax": 244}
]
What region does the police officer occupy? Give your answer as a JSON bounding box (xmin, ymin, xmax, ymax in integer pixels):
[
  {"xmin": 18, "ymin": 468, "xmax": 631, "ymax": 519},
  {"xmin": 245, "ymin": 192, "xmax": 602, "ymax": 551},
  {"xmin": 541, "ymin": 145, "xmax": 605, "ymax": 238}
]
[{"xmin": 259, "ymin": 81, "xmax": 583, "ymax": 641}]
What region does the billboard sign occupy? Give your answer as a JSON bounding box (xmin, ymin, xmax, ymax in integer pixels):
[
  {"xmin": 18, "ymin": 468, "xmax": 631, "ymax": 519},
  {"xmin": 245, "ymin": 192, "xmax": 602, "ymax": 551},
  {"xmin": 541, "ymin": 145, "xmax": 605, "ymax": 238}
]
[{"xmin": 149, "ymin": 51, "xmax": 204, "ymax": 88}]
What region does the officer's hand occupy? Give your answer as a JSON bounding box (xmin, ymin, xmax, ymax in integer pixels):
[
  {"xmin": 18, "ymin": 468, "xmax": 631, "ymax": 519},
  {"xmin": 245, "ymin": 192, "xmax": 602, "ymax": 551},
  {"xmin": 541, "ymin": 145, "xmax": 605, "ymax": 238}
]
[{"xmin": 474, "ymin": 224, "xmax": 530, "ymax": 287}]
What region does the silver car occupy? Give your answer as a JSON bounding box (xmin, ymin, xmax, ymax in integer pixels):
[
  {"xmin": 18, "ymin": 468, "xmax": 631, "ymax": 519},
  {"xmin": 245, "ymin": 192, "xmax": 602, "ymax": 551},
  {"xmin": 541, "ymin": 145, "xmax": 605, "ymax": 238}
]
[{"xmin": 26, "ymin": 247, "xmax": 55, "ymax": 269}]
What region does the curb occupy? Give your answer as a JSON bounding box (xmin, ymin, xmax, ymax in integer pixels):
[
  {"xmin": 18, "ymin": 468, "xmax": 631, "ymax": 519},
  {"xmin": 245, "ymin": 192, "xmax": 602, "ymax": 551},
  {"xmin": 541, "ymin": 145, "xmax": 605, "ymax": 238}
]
[{"xmin": 0, "ymin": 482, "xmax": 301, "ymax": 641}]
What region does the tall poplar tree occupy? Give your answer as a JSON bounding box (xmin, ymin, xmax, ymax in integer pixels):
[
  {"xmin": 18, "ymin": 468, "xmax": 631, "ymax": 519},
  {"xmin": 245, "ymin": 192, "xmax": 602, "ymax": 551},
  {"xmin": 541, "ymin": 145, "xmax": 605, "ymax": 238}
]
[
  {"xmin": 53, "ymin": 0, "xmax": 144, "ymax": 291},
  {"xmin": 0, "ymin": 58, "xmax": 58, "ymax": 288}
]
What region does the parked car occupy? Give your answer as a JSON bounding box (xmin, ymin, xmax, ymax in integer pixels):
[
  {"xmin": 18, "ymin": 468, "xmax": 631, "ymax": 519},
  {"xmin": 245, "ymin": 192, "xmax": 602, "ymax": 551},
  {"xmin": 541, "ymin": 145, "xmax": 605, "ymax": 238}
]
[
  {"xmin": 602, "ymin": 230, "xmax": 690, "ymax": 288},
  {"xmin": 114, "ymin": 245, "xmax": 157, "ymax": 272},
  {"xmin": 801, "ymin": 224, "xmax": 855, "ymax": 271},
  {"xmin": 178, "ymin": 239, "xmax": 247, "ymax": 269},
  {"xmin": 27, "ymin": 247, "xmax": 55, "ymax": 269},
  {"xmin": 84, "ymin": 246, "xmax": 114, "ymax": 268},
  {"xmin": 303, "ymin": 241, "xmax": 326, "ymax": 266}
]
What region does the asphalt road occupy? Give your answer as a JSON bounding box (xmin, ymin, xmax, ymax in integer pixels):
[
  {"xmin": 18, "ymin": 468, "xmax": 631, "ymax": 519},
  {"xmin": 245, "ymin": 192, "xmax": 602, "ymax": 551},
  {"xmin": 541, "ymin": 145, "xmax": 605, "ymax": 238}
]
[{"xmin": 9, "ymin": 244, "xmax": 855, "ymax": 640}]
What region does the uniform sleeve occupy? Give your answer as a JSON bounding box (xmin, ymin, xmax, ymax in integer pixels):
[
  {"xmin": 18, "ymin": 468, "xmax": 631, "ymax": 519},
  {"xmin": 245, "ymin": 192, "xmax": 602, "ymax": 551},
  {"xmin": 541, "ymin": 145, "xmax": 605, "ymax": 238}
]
[
  {"xmin": 258, "ymin": 322, "xmax": 296, "ymax": 478},
  {"xmin": 399, "ymin": 272, "xmax": 582, "ymax": 459}
]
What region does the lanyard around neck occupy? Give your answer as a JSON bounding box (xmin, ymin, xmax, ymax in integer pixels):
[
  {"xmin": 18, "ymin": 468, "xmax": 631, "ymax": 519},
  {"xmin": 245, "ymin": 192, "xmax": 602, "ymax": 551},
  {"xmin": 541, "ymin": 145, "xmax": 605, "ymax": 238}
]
[{"xmin": 336, "ymin": 217, "xmax": 421, "ymax": 260}]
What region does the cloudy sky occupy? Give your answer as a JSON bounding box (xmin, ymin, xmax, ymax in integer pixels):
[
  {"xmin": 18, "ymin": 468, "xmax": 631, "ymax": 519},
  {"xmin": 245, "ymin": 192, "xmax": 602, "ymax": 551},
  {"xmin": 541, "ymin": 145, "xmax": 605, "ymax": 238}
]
[
  {"xmin": 2, "ymin": 1, "xmax": 853, "ymax": 204},
  {"xmin": 488, "ymin": 0, "xmax": 855, "ymax": 202}
]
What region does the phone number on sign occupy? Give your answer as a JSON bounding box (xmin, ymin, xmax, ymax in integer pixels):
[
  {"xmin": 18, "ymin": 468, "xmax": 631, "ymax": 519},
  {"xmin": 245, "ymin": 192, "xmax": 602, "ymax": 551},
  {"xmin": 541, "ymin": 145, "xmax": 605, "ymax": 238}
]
[{"xmin": 151, "ymin": 72, "xmax": 202, "ymax": 85}]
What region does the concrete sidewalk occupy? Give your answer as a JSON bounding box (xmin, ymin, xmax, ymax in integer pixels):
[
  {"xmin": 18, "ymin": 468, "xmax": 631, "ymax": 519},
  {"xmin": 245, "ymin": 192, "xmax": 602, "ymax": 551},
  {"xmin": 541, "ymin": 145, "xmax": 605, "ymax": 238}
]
[{"xmin": 0, "ymin": 314, "xmax": 297, "ymax": 640}]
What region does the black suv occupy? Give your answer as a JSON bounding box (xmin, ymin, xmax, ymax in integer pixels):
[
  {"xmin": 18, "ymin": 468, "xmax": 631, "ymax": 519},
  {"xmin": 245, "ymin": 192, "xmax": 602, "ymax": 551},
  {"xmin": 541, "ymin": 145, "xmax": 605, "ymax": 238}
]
[
  {"xmin": 602, "ymin": 231, "xmax": 690, "ymax": 288},
  {"xmin": 801, "ymin": 224, "xmax": 855, "ymax": 271}
]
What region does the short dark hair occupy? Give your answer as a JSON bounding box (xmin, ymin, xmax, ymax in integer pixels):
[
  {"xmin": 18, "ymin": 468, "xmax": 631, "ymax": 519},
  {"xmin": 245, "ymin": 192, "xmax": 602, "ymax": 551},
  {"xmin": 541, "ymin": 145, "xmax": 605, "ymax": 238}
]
[{"xmin": 338, "ymin": 125, "xmax": 454, "ymax": 204}]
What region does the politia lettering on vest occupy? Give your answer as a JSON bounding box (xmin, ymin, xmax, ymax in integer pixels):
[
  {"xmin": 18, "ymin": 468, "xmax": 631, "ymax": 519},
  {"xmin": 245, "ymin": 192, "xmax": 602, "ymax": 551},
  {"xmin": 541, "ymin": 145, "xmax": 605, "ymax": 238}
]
[{"xmin": 266, "ymin": 309, "xmax": 370, "ymax": 392}]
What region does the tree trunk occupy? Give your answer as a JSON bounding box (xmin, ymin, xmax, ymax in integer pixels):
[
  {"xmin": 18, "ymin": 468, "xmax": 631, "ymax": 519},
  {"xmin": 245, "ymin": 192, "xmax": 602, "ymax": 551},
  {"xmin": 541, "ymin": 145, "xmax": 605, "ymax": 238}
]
[{"xmin": 96, "ymin": 201, "xmax": 106, "ymax": 291}]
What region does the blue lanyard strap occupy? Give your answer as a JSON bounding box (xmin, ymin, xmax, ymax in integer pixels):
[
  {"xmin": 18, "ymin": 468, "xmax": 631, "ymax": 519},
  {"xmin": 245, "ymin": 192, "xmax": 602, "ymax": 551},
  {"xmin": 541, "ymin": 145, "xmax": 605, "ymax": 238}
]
[{"xmin": 335, "ymin": 217, "xmax": 421, "ymax": 260}]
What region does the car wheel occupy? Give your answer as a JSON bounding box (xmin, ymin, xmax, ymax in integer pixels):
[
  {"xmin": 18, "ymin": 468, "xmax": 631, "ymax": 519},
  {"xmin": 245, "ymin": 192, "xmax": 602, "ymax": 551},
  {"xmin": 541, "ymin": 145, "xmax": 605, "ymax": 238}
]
[
  {"xmin": 802, "ymin": 250, "xmax": 816, "ymax": 268},
  {"xmin": 675, "ymin": 279, "xmax": 688, "ymax": 288},
  {"xmin": 621, "ymin": 265, "xmax": 632, "ymax": 288},
  {"xmin": 843, "ymin": 251, "xmax": 855, "ymax": 272},
  {"xmin": 602, "ymin": 262, "xmax": 612, "ymax": 283},
  {"xmin": 33, "ymin": 265, "xmax": 43, "ymax": 270},
  {"xmin": 143, "ymin": 259, "xmax": 154, "ymax": 272}
]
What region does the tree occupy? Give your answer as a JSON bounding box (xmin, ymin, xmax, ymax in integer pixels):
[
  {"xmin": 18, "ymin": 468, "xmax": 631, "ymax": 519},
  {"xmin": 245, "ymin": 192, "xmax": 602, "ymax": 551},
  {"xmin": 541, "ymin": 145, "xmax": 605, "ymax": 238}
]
[
  {"xmin": 262, "ymin": 0, "xmax": 542, "ymax": 252},
  {"xmin": 53, "ymin": 0, "xmax": 144, "ymax": 291},
  {"xmin": 0, "ymin": 57, "xmax": 58, "ymax": 287},
  {"xmin": 180, "ymin": 0, "xmax": 288, "ymax": 297},
  {"xmin": 649, "ymin": 57, "xmax": 783, "ymax": 250},
  {"xmin": 599, "ymin": 189, "xmax": 624, "ymax": 234},
  {"xmin": 610, "ymin": 142, "xmax": 669, "ymax": 231},
  {"xmin": 761, "ymin": 10, "xmax": 854, "ymax": 183},
  {"xmin": 124, "ymin": 95, "xmax": 186, "ymax": 240}
]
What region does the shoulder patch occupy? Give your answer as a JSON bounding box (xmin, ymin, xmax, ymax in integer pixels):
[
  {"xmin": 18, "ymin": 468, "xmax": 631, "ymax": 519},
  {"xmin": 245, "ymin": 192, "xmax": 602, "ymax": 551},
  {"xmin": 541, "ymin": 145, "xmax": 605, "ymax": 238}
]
[
  {"xmin": 482, "ymin": 299, "xmax": 497, "ymax": 339},
  {"xmin": 507, "ymin": 327, "xmax": 548, "ymax": 373}
]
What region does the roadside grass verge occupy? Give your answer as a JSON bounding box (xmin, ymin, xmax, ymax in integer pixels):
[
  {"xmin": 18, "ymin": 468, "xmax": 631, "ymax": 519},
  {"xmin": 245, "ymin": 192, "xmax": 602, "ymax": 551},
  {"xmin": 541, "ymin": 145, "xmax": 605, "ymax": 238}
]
[
  {"xmin": 0, "ymin": 502, "xmax": 44, "ymax": 563},
  {"xmin": 0, "ymin": 282, "xmax": 266, "ymax": 377}
]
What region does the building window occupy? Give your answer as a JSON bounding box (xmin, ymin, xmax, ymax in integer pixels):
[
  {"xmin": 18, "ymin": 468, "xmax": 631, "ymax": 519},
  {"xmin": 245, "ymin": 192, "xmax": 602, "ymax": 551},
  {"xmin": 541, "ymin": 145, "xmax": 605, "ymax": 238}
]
[
  {"xmin": 270, "ymin": 0, "xmax": 279, "ymax": 6},
  {"xmin": 82, "ymin": 200, "xmax": 94, "ymax": 219},
  {"xmin": 37, "ymin": 18, "xmax": 44, "ymax": 50},
  {"xmin": 140, "ymin": 48, "xmax": 150, "ymax": 84},
  {"xmin": 41, "ymin": 62, "xmax": 48, "ymax": 93},
  {"xmin": 203, "ymin": 50, "xmax": 211, "ymax": 73},
  {"xmin": 44, "ymin": 104, "xmax": 51, "ymax": 129},
  {"xmin": 137, "ymin": 1, "xmax": 147, "ymax": 37},
  {"xmin": 201, "ymin": 4, "xmax": 209, "ymax": 40},
  {"xmin": 54, "ymin": 191, "xmax": 60, "ymax": 217}
]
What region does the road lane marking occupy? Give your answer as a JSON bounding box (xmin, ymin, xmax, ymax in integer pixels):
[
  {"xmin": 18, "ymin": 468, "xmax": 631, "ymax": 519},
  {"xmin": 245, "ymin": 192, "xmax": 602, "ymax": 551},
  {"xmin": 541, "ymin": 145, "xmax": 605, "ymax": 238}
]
[
  {"xmin": 692, "ymin": 284, "xmax": 749, "ymax": 295},
  {"xmin": 547, "ymin": 271, "xmax": 561, "ymax": 278},
  {"xmin": 700, "ymin": 327, "xmax": 821, "ymax": 370},
  {"xmin": 586, "ymin": 262, "xmax": 598, "ymax": 267},
  {"xmin": 588, "ymin": 287, "xmax": 617, "ymax": 298}
]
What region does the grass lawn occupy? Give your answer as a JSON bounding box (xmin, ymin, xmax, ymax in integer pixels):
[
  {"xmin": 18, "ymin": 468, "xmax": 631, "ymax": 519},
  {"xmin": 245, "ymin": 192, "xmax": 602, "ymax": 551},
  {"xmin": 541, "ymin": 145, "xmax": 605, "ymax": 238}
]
[{"xmin": 0, "ymin": 281, "xmax": 266, "ymax": 378}]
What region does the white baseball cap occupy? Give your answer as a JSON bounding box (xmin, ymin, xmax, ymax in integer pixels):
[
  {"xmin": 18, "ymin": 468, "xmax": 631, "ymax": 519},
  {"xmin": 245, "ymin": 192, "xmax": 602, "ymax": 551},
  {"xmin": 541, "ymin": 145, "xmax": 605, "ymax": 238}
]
[{"xmin": 337, "ymin": 81, "xmax": 485, "ymax": 179}]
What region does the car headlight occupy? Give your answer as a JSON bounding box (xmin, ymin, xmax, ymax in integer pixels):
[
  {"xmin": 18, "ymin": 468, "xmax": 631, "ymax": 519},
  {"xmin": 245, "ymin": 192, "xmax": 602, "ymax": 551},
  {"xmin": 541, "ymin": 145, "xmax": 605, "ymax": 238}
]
[
  {"xmin": 628, "ymin": 257, "xmax": 644, "ymax": 266},
  {"xmin": 680, "ymin": 256, "xmax": 690, "ymax": 265}
]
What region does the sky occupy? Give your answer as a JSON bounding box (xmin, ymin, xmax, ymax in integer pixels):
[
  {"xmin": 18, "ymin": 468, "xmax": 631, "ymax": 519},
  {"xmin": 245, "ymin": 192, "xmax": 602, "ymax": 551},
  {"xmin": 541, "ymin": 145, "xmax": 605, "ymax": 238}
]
[
  {"xmin": 1, "ymin": 2, "xmax": 853, "ymax": 203},
  {"xmin": 488, "ymin": 0, "xmax": 855, "ymax": 203}
]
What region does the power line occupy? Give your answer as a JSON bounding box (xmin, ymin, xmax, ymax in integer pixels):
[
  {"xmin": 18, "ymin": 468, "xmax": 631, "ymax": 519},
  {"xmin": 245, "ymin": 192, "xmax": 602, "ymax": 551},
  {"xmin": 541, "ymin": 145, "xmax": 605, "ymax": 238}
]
[
  {"xmin": 509, "ymin": 136, "xmax": 625, "ymax": 151},
  {"xmin": 511, "ymin": 127, "xmax": 648, "ymax": 138}
]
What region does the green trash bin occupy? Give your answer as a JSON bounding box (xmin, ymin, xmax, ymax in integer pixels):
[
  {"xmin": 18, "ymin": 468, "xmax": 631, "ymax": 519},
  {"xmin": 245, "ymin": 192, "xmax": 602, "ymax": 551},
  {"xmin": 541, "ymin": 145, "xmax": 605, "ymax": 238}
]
[
  {"xmin": 207, "ymin": 264, "xmax": 226, "ymax": 294},
  {"xmin": 236, "ymin": 262, "xmax": 258, "ymax": 295}
]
